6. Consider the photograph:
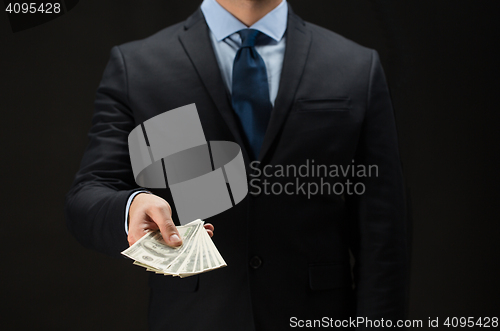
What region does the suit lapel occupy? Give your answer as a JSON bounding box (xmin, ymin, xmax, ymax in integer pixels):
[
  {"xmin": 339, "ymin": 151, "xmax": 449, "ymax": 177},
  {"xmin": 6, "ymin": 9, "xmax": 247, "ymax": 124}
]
[
  {"xmin": 178, "ymin": 9, "xmax": 252, "ymax": 165},
  {"xmin": 257, "ymin": 9, "xmax": 312, "ymax": 163}
]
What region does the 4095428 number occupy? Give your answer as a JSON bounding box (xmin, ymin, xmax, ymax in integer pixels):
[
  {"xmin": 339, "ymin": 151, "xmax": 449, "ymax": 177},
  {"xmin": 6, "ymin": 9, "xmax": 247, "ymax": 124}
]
[
  {"xmin": 444, "ymin": 317, "xmax": 499, "ymax": 328},
  {"xmin": 5, "ymin": 2, "xmax": 61, "ymax": 14}
]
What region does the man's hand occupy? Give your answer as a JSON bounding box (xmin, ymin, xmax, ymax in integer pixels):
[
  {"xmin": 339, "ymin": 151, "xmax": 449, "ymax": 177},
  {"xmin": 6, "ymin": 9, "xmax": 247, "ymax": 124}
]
[{"xmin": 127, "ymin": 193, "xmax": 214, "ymax": 247}]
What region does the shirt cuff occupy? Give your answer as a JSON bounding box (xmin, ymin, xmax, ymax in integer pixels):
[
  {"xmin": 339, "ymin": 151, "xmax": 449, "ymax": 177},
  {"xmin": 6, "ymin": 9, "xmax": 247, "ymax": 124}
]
[{"xmin": 125, "ymin": 190, "xmax": 150, "ymax": 235}]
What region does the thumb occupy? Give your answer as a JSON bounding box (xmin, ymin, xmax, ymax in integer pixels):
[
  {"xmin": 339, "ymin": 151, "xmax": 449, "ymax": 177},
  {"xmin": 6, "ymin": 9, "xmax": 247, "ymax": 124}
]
[
  {"xmin": 147, "ymin": 200, "xmax": 182, "ymax": 247},
  {"xmin": 159, "ymin": 219, "xmax": 183, "ymax": 247}
]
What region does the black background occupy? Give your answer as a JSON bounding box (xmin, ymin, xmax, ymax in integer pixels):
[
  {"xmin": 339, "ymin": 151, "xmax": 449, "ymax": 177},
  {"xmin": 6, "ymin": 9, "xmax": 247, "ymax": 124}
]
[{"xmin": 1, "ymin": 1, "xmax": 499, "ymax": 329}]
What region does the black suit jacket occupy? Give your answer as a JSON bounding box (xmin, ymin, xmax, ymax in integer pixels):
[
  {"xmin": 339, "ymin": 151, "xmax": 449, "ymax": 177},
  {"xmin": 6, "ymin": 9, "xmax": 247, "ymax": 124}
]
[{"xmin": 66, "ymin": 6, "xmax": 408, "ymax": 331}]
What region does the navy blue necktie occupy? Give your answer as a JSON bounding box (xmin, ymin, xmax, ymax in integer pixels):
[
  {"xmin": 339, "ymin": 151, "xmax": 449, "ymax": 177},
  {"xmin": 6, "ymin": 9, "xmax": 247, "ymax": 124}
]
[{"xmin": 231, "ymin": 29, "xmax": 273, "ymax": 160}]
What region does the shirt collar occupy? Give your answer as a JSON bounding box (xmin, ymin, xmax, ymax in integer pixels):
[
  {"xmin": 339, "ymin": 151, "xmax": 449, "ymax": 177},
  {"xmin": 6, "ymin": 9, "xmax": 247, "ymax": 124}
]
[{"xmin": 200, "ymin": 0, "xmax": 288, "ymax": 42}]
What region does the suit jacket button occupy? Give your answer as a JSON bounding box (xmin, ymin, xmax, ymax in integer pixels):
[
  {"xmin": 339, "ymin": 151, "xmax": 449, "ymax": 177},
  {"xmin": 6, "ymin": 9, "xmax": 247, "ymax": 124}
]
[{"xmin": 249, "ymin": 256, "xmax": 262, "ymax": 269}]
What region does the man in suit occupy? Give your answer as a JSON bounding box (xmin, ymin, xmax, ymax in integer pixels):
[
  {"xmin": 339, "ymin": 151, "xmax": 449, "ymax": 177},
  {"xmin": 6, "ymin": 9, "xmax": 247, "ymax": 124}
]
[{"xmin": 66, "ymin": 0, "xmax": 408, "ymax": 329}]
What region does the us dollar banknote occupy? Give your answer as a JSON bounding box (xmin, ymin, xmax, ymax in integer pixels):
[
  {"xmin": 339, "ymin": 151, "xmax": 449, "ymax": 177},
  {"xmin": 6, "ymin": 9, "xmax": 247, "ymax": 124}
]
[{"xmin": 122, "ymin": 219, "xmax": 226, "ymax": 277}]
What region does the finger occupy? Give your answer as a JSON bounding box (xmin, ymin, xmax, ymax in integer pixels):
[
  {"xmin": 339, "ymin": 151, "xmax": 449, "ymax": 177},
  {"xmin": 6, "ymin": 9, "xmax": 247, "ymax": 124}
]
[
  {"xmin": 147, "ymin": 205, "xmax": 182, "ymax": 247},
  {"xmin": 204, "ymin": 223, "xmax": 214, "ymax": 238},
  {"xmin": 128, "ymin": 221, "xmax": 159, "ymax": 246}
]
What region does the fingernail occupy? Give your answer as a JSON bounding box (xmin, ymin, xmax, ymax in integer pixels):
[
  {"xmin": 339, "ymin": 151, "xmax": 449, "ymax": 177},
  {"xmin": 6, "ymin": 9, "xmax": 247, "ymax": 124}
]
[{"xmin": 170, "ymin": 234, "xmax": 181, "ymax": 244}]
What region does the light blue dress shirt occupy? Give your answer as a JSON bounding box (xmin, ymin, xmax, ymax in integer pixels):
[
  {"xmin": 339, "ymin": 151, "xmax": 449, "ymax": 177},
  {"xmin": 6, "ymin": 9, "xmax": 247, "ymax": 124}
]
[
  {"xmin": 201, "ymin": 0, "xmax": 287, "ymax": 106},
  {"xmin": 125, "ymin": 0, "xmax": 288, "ymax": 234}
]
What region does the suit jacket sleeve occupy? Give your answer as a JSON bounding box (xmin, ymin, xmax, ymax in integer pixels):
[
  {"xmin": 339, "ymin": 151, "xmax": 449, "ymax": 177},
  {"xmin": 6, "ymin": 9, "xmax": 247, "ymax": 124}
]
[
  {"xmin": 65, "ymin": 46, "xmax": 141, "ymax": 257},
  {"xmin": 347, "ymin": 50, "xmax": 408, "ymax": 326}
]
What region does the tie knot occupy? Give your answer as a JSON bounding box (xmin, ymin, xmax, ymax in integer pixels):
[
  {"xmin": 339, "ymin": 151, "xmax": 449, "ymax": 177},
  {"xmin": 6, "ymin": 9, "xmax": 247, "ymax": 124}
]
[{"xmin": 238, "ymin": 29, "xmax": 261, "ymax": 48}]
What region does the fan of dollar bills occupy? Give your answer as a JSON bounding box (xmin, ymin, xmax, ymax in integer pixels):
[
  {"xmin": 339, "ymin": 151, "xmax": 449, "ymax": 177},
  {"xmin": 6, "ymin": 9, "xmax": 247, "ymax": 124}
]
[{"xmin": 121, "ymin": 219, "xmax": 226, "ymax": 278}]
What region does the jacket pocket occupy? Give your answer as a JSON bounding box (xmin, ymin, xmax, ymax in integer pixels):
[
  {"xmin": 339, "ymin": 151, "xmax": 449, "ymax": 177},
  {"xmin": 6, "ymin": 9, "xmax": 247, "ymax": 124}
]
[
  {"xmin": 296, "ymin": 98, "xmax": 351, "ymax": 112},
  {"xmin": 309, "ymin": 262, "xmax": 352, "ymax": 291}
]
